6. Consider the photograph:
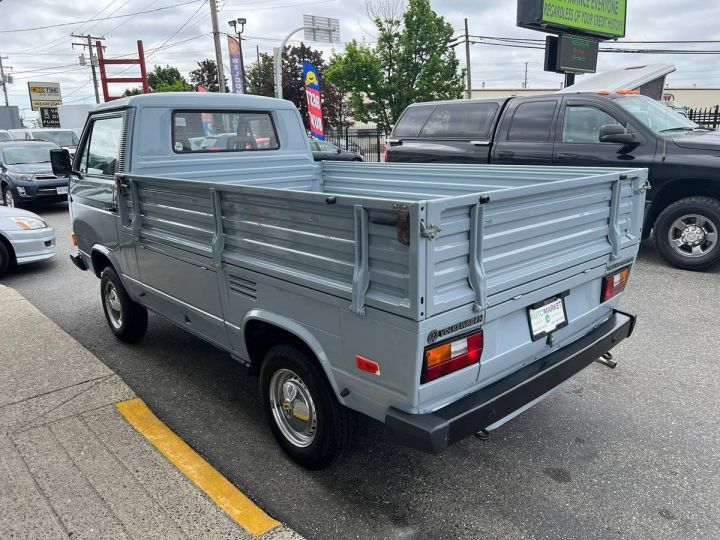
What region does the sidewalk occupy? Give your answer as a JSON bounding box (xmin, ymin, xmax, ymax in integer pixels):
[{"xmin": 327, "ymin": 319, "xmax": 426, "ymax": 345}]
[{"xmin": 0, "ymin": 285, "xmax": 301, "ymax": 540}]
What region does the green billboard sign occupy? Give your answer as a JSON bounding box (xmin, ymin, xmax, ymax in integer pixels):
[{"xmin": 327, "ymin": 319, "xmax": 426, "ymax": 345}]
[{"xmin": 517, "ymin": 0, "xmax": 627, "ymax": 39}]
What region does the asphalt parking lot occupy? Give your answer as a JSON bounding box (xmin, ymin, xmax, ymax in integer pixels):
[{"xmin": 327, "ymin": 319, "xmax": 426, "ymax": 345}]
[{"xmin": 4, "ymin": 202, "xmax": 719, "ymax": 540}]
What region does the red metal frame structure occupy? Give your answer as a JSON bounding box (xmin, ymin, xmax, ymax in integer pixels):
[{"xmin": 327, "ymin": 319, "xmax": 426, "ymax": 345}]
[{"xmin": 96, "ymin": 40, "xmax": 149, "ymax": 101}]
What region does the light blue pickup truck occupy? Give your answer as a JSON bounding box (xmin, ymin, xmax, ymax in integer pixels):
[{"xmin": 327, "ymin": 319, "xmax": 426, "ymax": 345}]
[{"xmin": 51, "ymin": 93, "xmax": 646, "ymax": 469}]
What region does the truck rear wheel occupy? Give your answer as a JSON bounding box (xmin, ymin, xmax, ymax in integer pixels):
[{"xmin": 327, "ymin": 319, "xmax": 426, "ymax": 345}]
[
  {"xmin": 260, "ymin": 344, "xmax": 355, "ymax": 470},
  {"xmin": 655, "ymin": 197, "xmax": 720, "ymax": 271},
  {"xmin": 100, "ymin": 266, "xmax": 148, "ymax": 343}
]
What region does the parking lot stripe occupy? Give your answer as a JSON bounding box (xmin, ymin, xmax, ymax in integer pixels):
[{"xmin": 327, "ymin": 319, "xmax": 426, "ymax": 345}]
[{"xmin": 116, "ymin": 397, "xmax": 280, "ymax": 537}]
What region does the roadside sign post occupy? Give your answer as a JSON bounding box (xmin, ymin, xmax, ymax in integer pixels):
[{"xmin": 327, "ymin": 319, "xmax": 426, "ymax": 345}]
[
  {"xmin": 517, "ymin": 0, "xmax": 627, "ymax": 86},
  {"xmin": 27, "ymin": 82, "xmax": 62, "ymax": 111},
  {"xmin": 274, "ymin": 15, "xmax": 340, "ymax": 99},
  {"xmin": 39, "ymin": 106, "xmax": 60, "ymax": 128}
]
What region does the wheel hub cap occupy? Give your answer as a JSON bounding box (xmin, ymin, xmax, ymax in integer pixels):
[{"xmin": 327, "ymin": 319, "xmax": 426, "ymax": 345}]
[
  {"xmin": 668, "ymin": 214, "xmax": 718, "ymax": 258},
  {"xmin": 269, "ymin": 369, "xmax": 317, "ymax": 447},
  {"xmin": 104, "ymin": 283, "xmax": 123, "ymax": 329}
]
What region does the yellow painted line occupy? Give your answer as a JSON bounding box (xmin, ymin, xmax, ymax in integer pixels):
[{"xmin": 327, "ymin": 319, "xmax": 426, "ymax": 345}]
[{"xmin": 116, "ymin": 397, "xmax": 280, "ymax": 537}]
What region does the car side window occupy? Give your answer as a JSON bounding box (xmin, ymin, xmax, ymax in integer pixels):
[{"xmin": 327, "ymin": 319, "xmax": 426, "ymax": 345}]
[
  {"xmin": 80, "ymin": 117, "xmax": 123, "ymax": 175},
  {"xmin": 507, "ymin": 101, "xmax": 557, "ymax": 142},
  {"xmin": 319, "ymin": 142, "xmax": 336, "ymax": 152},
  {"xmin": 562, "ymin": 105, "xmax": 623, "ymax": 143}
]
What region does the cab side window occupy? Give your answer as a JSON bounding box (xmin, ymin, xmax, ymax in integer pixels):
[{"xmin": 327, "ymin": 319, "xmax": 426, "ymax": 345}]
[
  {"xmin": 507, "ymin": 101, "xmax": 557, "ymax": 142},
  {"xmin": 80, "ymin": 117, "xmax": 124, "ymax": 175},
  {"xmin": 562, "ymin": 105, "xmax": 623, "ymax": 144}
]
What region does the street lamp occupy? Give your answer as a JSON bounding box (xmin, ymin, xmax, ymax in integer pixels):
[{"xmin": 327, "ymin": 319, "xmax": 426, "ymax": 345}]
[{"xmin": 228, "ymin": 18, "xmax": 247, "ymax": 93}]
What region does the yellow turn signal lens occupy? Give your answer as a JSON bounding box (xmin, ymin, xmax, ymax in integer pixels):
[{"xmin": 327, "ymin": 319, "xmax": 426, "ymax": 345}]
[{"xmin": 71, "ymin": 232, "xmax": 78, "ymax": 246}]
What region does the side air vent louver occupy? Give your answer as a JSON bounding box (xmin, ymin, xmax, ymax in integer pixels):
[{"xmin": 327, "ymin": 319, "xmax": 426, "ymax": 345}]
[{"xmin": 228, "ymin": 276, "xmax": 257, "ymax": 300}]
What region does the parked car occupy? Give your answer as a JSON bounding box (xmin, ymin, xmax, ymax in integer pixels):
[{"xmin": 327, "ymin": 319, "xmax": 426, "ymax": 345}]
[
  {"xmin": 8, "ymin": 128, "xmax": 80, "ymax": 157},
  {"xmin": 387, "ymin": 92, "xmax": 720, "ymax": 271},
  {"xmin": 0, "ymin": 130, "xmax": 12, "ymax": 142},
  {"xmin": 0, "ymin": 205, "xmax": 56, "ymax": 277},
  {"xmin": 52, "ymin": 93, "xmax": 643, "ymax": 469},
  {"xmin": 0, "ymin": 141, "xmax": 69, "ymax": 207},
  {"xmin": 310, "ymin": 139, "xmax": 363, "ymax": 161}
]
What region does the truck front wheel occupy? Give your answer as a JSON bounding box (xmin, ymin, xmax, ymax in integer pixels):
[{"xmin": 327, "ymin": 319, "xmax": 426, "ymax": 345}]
[
  {"xmin": 260, "ymin": 344, "xmax": 355, "ymax": 470},
  {"xmin": 655, "ymin": 197, "xmax": 720, "ymax": 271},
  {"xmin": 100, "ymin": 266, "xmax": 148, "ymax": 343}
]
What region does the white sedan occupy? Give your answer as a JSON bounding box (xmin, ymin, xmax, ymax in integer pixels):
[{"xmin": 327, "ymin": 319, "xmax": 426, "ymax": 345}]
[{"xmin": 0, "ymin": 206, "xmax": 56, "ymax": 277}]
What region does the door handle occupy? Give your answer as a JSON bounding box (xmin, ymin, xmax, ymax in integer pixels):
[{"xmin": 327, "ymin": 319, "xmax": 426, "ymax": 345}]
[
  {"xmin": 496, "ymin": 150, "xmax": 515, "ymax": 158},
  {"xmin": 556, "ymin": 153, "xmax": 577, "ymax": 160}
]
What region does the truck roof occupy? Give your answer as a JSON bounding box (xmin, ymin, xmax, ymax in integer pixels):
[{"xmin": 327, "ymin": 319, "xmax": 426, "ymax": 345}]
[{"xmin": 92, "ymin": 92, "xmax": 299, "ymax": 112}]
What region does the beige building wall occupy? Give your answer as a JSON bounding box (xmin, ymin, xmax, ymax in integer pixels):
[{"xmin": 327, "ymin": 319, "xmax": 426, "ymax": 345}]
[{"xmin": 470, "ymin": 88, "xmax": 720, "ymax": 108}]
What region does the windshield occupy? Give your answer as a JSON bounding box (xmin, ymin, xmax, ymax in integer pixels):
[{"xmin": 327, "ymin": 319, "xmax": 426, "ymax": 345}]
[
  {"xmin": 33, "ymin": 130, "xmax": 79, "ymax": 147},
  {"xmin": 615, "ymin": 95, "xmax": 699, "ymax": 134},
  {"xmin": 3, "ymin": 144, "xmax": 56, "ymax": 165},
  {"xmin": 0, "ymin": 132, "xmax": 11, "ymax": 142}
]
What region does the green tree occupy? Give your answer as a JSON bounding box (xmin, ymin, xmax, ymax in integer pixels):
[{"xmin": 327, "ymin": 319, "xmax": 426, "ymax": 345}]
[
  {"xmin": 123, "ymin": 65, "xmax": 192, "ymax": 95},
  {"xmin": 147, "ymin": 65, "xmax": 192, "ymax": 92},
  {"xmin": 189, "ymin": 59, "xmax": 229, "ymax": 92},
  {"xmin": 325, "ymin": 0, "xmax": 464, "ymax": 131},
  {"xmin": 247, "ymin": 52, "xmax": 275, "ymax": 97},
  {"xmin": 246, "ymin": 46, "xmax": 350, "ymax": 129}
]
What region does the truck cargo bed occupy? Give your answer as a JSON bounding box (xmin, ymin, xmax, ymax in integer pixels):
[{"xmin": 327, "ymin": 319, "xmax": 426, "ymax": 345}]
[{"xmin": 120, "ymin": 162, "xmax": 647, "ymax": 322}]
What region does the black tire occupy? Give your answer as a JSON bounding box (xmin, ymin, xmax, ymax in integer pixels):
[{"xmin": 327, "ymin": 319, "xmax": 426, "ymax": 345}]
[
  {"xmin": 0, "ymin": 241, "xmax": 10, "ymax": 278},
  {"xmin": 260, "ymin": 344, "xmax": 355, "ymax": 470},
  {"xmin": 654, "ymin": 196, "xmax": 720, "ymax": 271},
  {"xmin": 100, "ymin": 266, "xmax": 148, "ymax": 343},
  {"xmin": 2, "ymin": 185, "xmax": 20, "ymax": 208}
]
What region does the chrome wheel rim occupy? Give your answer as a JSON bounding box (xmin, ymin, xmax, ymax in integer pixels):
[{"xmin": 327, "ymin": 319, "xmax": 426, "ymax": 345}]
[
  {"xmin": 103, "ymin": 281, "xmax": 123, "ymax": 329},
  {"xmin": 4, "ymin": 189, "xmax": 14, "ymax": 208},
  {"xmin": 668, "ymin": 213, "xmax": 718, "ymax": 258},
  {"xmin": 269, "ymin": 368, "xmax": 317, "ymax": 448}
]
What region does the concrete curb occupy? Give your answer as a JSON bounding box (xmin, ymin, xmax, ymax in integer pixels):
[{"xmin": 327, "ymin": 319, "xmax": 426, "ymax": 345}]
[{"xmin": 0, "ymin": 284, "xmax": 303, "ymax": 539}]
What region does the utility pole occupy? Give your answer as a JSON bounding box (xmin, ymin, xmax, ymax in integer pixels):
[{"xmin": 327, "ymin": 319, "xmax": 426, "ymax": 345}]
[
  {"xmin": 209, "ymin": 0, "xmax": 226, "ymax": 93},
  {"xmin": 523, "ymin": 61, "xmax": 528, "ymax": 89},
  {"xmin": 0, "ymin": 56, "xmax": 11, "ymax": 106},
  {"xmin": 464, "ymin": 18, "xmax": 472, "ymax": 99},
  {"xmin": 71, "ymin": 34, "xmax": 104, "ymax": 104}
]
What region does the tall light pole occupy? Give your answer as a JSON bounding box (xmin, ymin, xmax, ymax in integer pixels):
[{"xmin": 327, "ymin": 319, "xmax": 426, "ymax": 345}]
[
  {"xmin": 209, "ymin": 0, "xmax": 226, "ymax": 92},
  {"xmin": 228, "ymin": 18, "xmax": 247, "ymax": 93}
]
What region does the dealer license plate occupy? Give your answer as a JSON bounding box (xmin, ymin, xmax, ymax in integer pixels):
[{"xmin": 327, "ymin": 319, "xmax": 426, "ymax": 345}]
[
  {"xmin": 527, "ymin": 296, "xmax": 568, "ymax": 341},
  {"xmin": 56, "ymin": 186, "xmax": 68, "ymax": 195}
]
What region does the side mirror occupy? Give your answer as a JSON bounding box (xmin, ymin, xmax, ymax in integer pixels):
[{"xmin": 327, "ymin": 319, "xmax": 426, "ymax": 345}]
[
  {"xmin": 336, "ymin": 147, "xmax": 342, "ymax": 154},
  {"xmin": 599, "ymin": 124, "xmax": 638, "ymax": 144},
  {"xmin": 50, "ymin": 148, "xmax": 74, "ymax": 177}
]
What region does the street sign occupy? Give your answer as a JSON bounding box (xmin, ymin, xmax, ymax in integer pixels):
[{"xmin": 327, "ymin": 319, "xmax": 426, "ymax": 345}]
[
  {"xmin": 28, "ymin": 81, "xmax": 62, "ymax": 111},
  {"xmin": 545, "ymin": 35, "xmax": 599, "ymax": 74},
  {"xmin": 303, "ymin": 15, "xmax": 340, "ymax": 43},
  {"xmin": 39, "ymin": 106, "xmax": 60, "ymax": 128},
  {"xmin": 517, "ymin": 0, "xmax": 627, "ymax": 39}
]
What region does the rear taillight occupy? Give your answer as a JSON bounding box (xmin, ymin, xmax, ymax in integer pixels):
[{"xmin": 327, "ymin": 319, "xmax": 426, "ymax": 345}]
[
  {"xmin": 601, "ymin": 266, "xmax": 631, "ymax": 302},
  {"xmin": 383, "ymin": 148, "xmax": 389, "ymax": 162},
  {"xmin": 422, "ymin": 331, "xmax": 483, "ymax": 384}
]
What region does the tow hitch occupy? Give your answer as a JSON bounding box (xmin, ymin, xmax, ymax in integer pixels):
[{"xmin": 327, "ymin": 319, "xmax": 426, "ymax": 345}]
[{"xmin": 595, "ymin": 351, "xmax": 617, "ymax": 369}]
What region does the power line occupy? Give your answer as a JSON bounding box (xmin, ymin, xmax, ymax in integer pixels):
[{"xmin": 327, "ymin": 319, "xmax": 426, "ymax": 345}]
[{"xmin": 0, "ymin": 0, "xmax": 203, "ymax": 33}]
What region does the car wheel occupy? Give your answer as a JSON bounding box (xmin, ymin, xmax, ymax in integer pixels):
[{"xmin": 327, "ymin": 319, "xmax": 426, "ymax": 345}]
[
  {"xmin": 100, "ymin": 266, "xmax": 148, "ymax": 342},
  {"xmin": 352, "ymin": 157, "xmax": 362, "ymax": 162},
  {"xmin": 0, "ymin": 241, "xmax": 10, "ymax": 278},
  {"xmin": 654, "ymin": 196, "xmax": 720, "ymax": 271},
  {"xmin": 260, "ymin": 344, "xmax": 355, "ymax": 470},
  {"xmin": 2, "ymin": 185, "xmax": 18, "ymax": 208}
]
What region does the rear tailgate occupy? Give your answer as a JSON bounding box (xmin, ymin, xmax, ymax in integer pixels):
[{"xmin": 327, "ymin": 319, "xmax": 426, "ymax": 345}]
[
  {"xmin": 424, "ymin": 168, "xmax": 647, "ymax": 316},
  {"xmin": 418, "ymin": 168, "xmax": 647, "ymax": 407}
]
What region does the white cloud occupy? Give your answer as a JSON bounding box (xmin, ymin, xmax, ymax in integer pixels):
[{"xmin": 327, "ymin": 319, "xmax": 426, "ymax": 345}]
[{"xmin": 1, "ymin": 0, "xmax": 718, "ymax": 123}]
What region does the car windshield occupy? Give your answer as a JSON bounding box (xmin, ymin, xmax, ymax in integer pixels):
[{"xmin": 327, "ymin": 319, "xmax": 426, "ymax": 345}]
[
  {"xmin": 3, "ymin": 144, "xmax": 56, "ymax": 165},
  {"xmin": 615, "ymin": 95, "xmax": 699, "ymax": 135},
  {"xmin": 0, "ymin": 132, "xmax": 11, "ymax": 142},
  {"xmin": 33, "ymin": 130, "xmax": 79, "ymax": 147}
]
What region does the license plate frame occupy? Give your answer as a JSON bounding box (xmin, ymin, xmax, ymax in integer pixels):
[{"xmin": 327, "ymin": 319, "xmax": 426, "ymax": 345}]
[
  {"xmin": 527, "ymin": 293, "xmax": 569, "ymax": 342},
  {"xmin": 56, "ymin": 186, "xmax": 69, "ymax": 195}
]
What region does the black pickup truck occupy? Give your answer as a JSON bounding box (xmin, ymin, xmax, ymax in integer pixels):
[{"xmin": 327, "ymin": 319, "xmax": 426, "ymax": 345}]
[{"xmin": 386, "ymin": 92, "xmax": 720, "ymax": 271}]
